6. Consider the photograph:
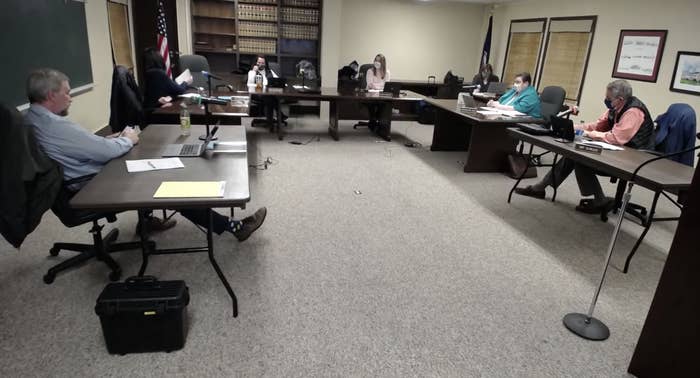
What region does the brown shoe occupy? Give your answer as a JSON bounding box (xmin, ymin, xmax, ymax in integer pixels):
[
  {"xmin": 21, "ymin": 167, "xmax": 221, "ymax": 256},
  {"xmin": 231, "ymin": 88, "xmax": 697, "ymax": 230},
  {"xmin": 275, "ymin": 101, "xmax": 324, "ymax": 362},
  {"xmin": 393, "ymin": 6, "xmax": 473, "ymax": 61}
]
[
  {"xmin": 514, "ymin": 185, "xmax": 546, "ymax": 199},
  {"xmin": 136, "ymin": 216, "xmax": 177, "ymax": 235},
  {"xmin": 233, "ymin": 207, "xmax": 267, "ymax": 242}
]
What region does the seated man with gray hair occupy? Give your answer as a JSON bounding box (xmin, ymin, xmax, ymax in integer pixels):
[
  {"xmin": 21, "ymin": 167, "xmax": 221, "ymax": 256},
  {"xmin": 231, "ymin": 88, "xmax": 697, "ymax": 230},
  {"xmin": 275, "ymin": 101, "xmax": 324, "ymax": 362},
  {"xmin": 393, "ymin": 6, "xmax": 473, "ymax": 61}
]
[
  {"xmin": 25, "ymin": 68, "xmax": 266, "ymax": 241},
  {"xmin": 515, "ymin": 79, "xmax": 655, "ymax": 213}
]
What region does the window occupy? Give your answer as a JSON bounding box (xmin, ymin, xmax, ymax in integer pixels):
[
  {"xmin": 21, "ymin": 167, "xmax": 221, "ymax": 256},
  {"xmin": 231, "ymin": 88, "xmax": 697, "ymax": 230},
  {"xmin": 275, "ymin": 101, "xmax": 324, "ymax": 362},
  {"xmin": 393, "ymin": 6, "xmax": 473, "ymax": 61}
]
[
  {"xmin": 107, "ymin": 1, "xmax": 135, "ymax": 69},
  {"xmin": 538, "ymin": 17, "xmax": 597, "ymax": 103},
  {"xmin": 501, "ymin": 19, "xmax": 546, "ymax": 84}
]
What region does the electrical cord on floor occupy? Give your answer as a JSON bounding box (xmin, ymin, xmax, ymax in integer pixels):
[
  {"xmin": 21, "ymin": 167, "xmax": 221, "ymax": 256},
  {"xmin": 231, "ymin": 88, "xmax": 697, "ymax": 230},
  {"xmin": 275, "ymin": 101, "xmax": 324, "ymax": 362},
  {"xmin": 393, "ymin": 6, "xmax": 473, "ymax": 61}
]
[
  {"xmin": 249, "ymin": 156, "xmax": 277, "ymax": 170},
  {"xmin": 403, "ymin": 123, "xmax": 423, "ymax": 148},
  {"xmin": 288, "ymin": 135, "xmax": 320, "ymax": 145}
]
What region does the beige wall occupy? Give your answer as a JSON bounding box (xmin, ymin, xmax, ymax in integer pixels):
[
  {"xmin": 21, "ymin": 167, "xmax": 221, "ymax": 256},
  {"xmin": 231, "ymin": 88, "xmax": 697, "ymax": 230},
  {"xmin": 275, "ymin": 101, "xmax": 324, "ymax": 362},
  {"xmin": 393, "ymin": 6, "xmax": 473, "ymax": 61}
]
[
  {"xmin": 337, "ymin": 0, "xmax": 485, "ymax": 81},
  {"xmin": 490, "ymin": 0, "xmax": 700, "ymax": 128},
  {"xmin": 65, "ymin": 1, "xmax": 115, "ymax": 133}
]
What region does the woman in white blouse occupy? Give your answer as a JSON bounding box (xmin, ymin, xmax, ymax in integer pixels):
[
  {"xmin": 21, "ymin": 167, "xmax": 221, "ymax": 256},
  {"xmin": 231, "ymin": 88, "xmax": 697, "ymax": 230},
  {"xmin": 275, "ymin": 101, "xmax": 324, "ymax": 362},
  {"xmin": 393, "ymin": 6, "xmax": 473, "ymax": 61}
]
[{"xmin": 365, "ymin": 54, "xmax": 391, "ymax": 90}]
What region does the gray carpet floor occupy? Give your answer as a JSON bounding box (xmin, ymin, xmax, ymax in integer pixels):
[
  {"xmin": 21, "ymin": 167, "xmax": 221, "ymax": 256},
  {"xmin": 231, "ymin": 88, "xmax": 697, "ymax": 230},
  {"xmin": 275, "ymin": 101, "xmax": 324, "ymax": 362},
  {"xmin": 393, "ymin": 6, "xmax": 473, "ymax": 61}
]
[{"xmin": 0, "ymin": 117, "xmax": 680, "ymax": 377}]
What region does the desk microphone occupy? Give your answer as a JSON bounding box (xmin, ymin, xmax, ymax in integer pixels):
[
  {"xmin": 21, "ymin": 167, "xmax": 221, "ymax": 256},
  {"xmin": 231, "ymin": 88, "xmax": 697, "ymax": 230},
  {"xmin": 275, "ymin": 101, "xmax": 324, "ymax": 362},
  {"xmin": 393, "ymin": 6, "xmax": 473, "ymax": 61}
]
[{"xmin": 201, "ymin": 71, "xmax": 223, "ymax": 80}]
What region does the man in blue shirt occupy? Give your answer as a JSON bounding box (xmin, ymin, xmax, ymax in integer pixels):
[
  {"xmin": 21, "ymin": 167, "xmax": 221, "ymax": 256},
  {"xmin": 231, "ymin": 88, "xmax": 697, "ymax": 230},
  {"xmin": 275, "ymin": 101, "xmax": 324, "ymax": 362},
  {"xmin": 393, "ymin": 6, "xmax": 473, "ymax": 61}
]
[
  {"xmin": 487, "ymin": 72, "xmax": 542, "ymax": 118},
  {"xmin": 25, "ymin": 68, "xmax": 266, "ymax": 241}
]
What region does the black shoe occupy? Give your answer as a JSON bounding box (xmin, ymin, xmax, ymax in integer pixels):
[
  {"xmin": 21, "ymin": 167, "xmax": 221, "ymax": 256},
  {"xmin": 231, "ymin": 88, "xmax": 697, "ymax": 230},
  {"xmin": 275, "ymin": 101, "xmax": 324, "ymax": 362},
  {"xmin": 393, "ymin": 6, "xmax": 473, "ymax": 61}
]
[
  {"xmin": 135, "ymin": 216, "xmax": 177, "ymax": 235},
  {"xmin": 233, "ymin": 207, "xmax": 267, "ymax": 242},
  {"xmin": 575, "ymin": 198, "xmax": 615, "ymax": 214},
  {"xmin": 514, "ymin": 185, "xmax": 546, "ymax": 199}
]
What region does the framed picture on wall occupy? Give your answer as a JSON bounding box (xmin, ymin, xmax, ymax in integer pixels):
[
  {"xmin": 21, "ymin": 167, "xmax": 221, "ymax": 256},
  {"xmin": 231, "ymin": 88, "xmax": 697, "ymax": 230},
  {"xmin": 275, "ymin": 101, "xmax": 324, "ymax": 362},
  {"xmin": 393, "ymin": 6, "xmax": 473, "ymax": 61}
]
[
  {"xmin": 612, "ymin": 30, "xmax": 667, "ymax": 82},
  {"xmin": 670, "ymin": 51, "xmax": 700, "ymax": 96}
]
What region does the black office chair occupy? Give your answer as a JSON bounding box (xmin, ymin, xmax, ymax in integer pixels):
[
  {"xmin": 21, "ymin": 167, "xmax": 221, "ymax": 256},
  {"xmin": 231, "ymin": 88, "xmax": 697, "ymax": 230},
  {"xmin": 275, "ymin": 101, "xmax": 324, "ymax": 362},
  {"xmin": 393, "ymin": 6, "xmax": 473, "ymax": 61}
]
[
  {"xmin": 353, "ymin": 63, "xmax": 375, "ymax": 129},
  {"xmin": 179, "ymin": 54, "xmax": 210, "ymax": 89},
  {"xmin": 109, "ymin": 65, "xmax": 144, "ymax": 133},
  {"xmin": 529, "ymin": 86, "xmax": 567, "ymax": 166},
  {"xmin": 44, "ymin": 174, "xmax": 147, "ymax": 284}
]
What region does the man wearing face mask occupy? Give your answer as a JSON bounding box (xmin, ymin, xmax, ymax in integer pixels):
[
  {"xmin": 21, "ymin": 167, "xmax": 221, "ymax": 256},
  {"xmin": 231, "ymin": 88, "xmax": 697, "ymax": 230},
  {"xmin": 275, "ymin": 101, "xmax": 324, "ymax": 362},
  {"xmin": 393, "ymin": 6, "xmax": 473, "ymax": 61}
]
[
  {"xmin": 515, "ymin": 79, "xmax": 655, "ymax": 214},
  {"xmin": 487, "ymin": 72, "xmax": 541, "ymax": 118},
  {"xmin": 471, "ymin": 63, "xmax": 499, "ymax": 89}
]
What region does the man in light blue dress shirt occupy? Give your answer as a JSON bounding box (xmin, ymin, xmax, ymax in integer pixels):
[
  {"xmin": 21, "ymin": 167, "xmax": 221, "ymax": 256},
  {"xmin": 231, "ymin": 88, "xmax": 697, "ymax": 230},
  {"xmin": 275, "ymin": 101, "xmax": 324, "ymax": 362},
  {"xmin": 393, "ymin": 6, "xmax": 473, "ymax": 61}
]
[{"xmin": 24, "ymin": 68, "xmax": 266, "ymax": 241}]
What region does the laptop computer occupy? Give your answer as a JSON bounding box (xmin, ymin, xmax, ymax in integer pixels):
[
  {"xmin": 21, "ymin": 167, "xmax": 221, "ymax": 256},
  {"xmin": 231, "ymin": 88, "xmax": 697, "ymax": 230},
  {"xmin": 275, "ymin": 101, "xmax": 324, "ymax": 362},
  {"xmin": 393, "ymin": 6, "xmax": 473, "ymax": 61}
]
[
  {"xmin": 486, "ymin": 82, "xmax": 509, "ymax": 95},
  {"xmin": 162, "ymin": 126, "xmax": 219, "ymax": 157},
  {"xmin": 550, "ymin": 116, "xmax": 575, "ymax": 142},
  {"xmin": 267, "ymin": 77, "xmax": 286, "ymax": 88},
  {"xmin": 459, "ymin": 93, "xmax": 478, "ymax": 111},
  {"xmin": 382, "ymin": 82, "xmax": 401, "ymax": 96}
]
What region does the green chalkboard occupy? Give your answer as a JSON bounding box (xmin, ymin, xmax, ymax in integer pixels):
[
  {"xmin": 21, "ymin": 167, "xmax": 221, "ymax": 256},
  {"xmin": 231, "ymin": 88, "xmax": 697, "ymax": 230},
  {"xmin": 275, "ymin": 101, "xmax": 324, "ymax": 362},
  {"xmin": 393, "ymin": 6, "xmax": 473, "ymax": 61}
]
[{"xmin": 0, "ymin": 0, "xmax": 93, "ymax": 108}]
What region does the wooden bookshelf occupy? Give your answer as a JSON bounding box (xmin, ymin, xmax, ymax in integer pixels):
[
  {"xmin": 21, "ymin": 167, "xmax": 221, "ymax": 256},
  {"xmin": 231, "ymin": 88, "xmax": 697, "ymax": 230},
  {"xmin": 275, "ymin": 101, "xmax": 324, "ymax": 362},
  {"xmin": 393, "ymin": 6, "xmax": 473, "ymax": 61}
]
[{"xmin": 191, "ymin": 0, "xmax": 322, "ymax": 80}]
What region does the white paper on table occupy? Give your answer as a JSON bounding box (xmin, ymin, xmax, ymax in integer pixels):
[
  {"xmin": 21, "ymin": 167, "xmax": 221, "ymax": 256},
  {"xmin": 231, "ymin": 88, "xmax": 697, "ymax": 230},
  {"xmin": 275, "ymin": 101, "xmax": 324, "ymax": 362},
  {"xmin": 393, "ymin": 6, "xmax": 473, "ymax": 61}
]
[
  {"xmin": 500, "ymin": 110, "xmax": 526, "ymax": 117},
  {"xmin": 175, "ymin": 69, "xmax": 192, "ymax": 85},
  {"xmin": 292, "ymin": 85, "xmax": 312, "ymax": 90},
  {"xmin": 178, "ymin": 93, "xmax": 200, "ymax": 99},
  {"xmin": 477, "ymin": 110, "xmax": 502, "ymax": 115},
  {"xmin": 126, "ymin": 158, "xmax": 185, "ymax": 173},
  {"xmin": 579, "ymin": 141, "xmax": 624, "ymax": 151},
  {"xmin": 480, "ymin": 106, "xmax": 500, "ymax": 112}
]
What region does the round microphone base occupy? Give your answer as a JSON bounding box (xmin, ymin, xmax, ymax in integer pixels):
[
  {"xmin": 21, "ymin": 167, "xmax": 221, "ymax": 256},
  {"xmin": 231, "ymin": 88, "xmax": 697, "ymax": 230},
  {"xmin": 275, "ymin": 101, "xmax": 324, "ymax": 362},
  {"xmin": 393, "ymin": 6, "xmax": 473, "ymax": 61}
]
[
  {"xmin": 199, "ymin": 134, "xmax": 218, "ymax": 141},
  {"xmin": 563, "ymin": 313, "xmax": 610, "ymax": 341}
]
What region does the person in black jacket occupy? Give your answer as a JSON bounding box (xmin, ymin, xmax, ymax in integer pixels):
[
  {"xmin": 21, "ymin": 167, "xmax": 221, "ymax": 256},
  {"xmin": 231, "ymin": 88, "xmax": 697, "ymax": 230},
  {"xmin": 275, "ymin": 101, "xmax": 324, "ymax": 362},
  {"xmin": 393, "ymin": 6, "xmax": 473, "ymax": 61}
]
[
  {"xmin": 109, "ymin": 65, "xmax": 144, "ymax": 133},
  {"xmin": 471, "ymin": 63, "xmax": 499, "ymax": 90},
  {"xmin": 142, "ymin": 47, "xmax": 192, "ymax": 109}
]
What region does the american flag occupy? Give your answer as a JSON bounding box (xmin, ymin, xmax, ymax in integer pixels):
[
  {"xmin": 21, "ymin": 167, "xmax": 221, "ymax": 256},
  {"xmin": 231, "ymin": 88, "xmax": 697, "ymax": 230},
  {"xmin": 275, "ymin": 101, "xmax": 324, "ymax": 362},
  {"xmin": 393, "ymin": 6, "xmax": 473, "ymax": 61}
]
[{"xmin": 157, "ymin": 0, "xmax": 172, "ymax": 78}]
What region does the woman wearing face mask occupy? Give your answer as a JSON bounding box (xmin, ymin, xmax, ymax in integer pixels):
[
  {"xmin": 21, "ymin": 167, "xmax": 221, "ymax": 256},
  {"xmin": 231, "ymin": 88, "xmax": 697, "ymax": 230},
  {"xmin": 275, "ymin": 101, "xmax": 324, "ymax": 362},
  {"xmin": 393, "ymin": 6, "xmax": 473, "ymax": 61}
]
[
  {"xmin": 487, "ymin": 72, "xmax": 541, "ymax": 118},
  {"xmin": 471, "ymin": 63, "xmax": 499, "ymax": 89},
  {"xmin": 365, "ymin": 54, "xmax": 391, "ymax": 91}
]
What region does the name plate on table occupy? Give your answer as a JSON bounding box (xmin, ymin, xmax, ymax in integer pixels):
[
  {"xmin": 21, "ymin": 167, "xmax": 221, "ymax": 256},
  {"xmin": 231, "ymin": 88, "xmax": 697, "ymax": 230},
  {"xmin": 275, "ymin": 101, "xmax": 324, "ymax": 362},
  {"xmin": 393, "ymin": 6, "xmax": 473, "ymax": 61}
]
[{"xmin": 574, "ymin": 142, "xmax": 603, "ymax": 154}]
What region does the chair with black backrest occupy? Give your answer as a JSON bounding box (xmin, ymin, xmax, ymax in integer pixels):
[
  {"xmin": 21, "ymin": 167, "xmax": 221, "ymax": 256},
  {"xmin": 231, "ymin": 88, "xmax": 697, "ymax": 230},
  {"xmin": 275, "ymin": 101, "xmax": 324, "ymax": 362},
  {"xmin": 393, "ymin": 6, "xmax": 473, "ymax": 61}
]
[
  {"xmin": 603, "ymin": 103, "xmax": 697, "ymax": 272},
  {"xmin": 109, "ymin": 65, "xmax": 144, "ymax": 133},
  {"xmin": 529, "ymin": 86, "xmax": 567, "ymax": 166},
  {"xmin": 44, "ymin": 174, "xmax": 148, "ymax": 284},
  {"xmin": 179, "ymin": 54, "xmax": 210, "ymax": 89},
  {"xmin": 353, "ymin": 63, "xmax": 376, "ymax": 129}
]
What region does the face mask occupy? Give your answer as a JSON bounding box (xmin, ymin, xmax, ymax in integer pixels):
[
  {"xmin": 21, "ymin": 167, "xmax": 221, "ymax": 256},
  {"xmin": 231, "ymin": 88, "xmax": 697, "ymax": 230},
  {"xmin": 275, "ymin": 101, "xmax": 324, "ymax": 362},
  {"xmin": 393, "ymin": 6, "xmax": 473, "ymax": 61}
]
[
  {"xmin": 374, "ymin": 62, "xmax": 381, "ymax": 69},
  {"xmin": 482, "ymin": 71, "xmax": 490, "ymax": 77},
  {"xmin": 604, "ymin": 99, "xmax": 614, "ymax": 109},
  {"xmin": 513, "ymin": 84, "xmax": 521, "ymax": 92}
]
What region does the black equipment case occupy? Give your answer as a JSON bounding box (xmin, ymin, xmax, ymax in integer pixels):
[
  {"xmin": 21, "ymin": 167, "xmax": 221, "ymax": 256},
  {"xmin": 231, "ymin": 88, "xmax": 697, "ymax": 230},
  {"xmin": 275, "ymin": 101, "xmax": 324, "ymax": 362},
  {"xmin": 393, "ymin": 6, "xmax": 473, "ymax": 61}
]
[{"xmin": 95, "ymin": 276, "xmax": 189, "ymax": 354}]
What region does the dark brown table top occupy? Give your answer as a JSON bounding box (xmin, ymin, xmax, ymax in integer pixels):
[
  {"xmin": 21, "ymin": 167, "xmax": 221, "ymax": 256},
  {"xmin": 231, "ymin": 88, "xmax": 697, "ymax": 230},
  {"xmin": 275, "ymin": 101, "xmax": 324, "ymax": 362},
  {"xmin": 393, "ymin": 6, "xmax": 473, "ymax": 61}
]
[
  {"xmin": 392, "ymin": 79, "xmax": 441, "ymax": 86},
  {"xmin": 426, "ymin": 98, "xmax": 543, "ymax": 124},
  {"xmin": 71, "ymin": 125, "xmax": 250, "ymax": 210},
  {"xmin": 507, "ymin": 128, "xmax": 695, "ymax": 191},
  {"xmin": 152, "ymin": 94, "xmax": 250, "ymax": 117},
  {"xmin": 248, "ymin": 86, "xmax": 425, "ymax": 102}
]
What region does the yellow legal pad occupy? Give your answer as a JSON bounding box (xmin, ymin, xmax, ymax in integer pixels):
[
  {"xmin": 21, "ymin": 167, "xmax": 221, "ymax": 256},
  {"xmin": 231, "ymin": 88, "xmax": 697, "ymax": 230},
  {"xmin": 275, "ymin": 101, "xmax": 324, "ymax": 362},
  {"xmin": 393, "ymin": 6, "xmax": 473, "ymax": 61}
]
[{"xmin": 153, "ymin": 181, "xmax": 226, "ymax": 198}]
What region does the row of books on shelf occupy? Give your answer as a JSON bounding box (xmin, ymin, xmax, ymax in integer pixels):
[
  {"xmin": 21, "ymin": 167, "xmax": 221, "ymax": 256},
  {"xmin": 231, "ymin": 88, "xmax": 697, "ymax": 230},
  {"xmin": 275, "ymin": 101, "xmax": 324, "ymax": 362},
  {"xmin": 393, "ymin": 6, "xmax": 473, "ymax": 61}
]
[
  {"xmin": 239, "ymin": 21, "xmax": 278, "ymax": 38},
  {"xmin": 238, "ymin": 4, "xmax": 277, "ymax": 21},
  {"xmin": 283, "ymin": 0, "xmax": 320, "ymax": 7},
  {"xmin": 281, "ymin": 24, "xmax": 318, "ymax": 40},
  {"xmin": 281, "ymin": 7, "xmax": 319, "ymax": 24},
  {"xmin": 239, "ymin": 38, "xmax": 277, "ymax": 54}
]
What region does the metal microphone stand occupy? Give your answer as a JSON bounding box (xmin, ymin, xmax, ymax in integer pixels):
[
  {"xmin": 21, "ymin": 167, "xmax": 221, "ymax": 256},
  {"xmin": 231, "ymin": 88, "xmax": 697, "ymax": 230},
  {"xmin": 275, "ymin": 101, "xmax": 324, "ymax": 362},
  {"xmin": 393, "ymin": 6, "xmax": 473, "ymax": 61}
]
[{"xmin": 564, "ymin": 137, "xmax": 700, "ymax": 341}]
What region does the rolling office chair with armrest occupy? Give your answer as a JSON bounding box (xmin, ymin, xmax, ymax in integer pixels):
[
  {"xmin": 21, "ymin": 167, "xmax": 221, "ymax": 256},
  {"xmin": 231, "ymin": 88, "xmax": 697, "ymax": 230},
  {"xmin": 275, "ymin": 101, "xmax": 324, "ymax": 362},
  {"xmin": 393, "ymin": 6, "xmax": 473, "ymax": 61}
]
[
  {"xmin": 353, "ymin": 63, "xmax": 376, "ymax": 129},
  {"xmin": 44, "ymin": 174, "xmax": 149, "ymax": 284}
]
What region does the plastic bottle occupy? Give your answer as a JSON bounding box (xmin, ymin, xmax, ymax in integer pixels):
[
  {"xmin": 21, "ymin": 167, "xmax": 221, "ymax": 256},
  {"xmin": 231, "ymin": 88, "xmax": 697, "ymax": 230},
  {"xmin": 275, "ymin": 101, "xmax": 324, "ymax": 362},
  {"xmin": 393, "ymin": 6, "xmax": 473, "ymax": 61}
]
[
  {"xmin": 179, "ymin": 102, "xmax": 191, "ymax": 136},
  {"xmin": 255, "ymin": 70, "xmax": 264, "ymax": 90}
]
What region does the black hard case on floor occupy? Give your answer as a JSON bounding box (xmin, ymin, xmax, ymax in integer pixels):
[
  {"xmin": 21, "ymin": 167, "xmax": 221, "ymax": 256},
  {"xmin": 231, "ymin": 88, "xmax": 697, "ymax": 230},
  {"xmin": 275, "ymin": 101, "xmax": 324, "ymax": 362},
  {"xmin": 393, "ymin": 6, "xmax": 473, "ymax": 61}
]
[{"xmin": 95, "ymin": 276, "xmax": 189, "ymax": 354}]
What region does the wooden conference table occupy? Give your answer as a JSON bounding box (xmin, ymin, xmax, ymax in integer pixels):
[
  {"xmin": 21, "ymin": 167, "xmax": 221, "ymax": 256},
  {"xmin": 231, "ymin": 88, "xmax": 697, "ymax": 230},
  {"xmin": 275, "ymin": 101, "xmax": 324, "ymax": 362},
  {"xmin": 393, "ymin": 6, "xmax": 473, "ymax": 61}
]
[
  {"xmin": 251, "ymin": 86, "xmax": 424, "ymax": 141},
  {"xmin": 425, "ymin": 98, "xmax": 543, "ymax": 172},
  {"xmin": 71, "ymin": 125, "xmax": 250, "ymax": 317},
  {"xmin": 506, "ymin": 128, "xmax": 695, "ymax": 273}
]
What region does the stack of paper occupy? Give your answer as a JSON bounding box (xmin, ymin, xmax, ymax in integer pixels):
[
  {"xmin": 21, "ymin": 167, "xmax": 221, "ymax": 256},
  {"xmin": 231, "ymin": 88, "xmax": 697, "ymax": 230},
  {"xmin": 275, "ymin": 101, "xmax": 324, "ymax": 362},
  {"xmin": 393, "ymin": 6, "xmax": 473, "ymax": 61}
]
[
  {"xmin": 126, "ymin": 158, "xmax": 184, "ymax": 173},
  {"xmin": 478, "ymin": 107, "xmax": 526, "ymax": 117},
  {"xmin": 153, "ymin": 181, "xmax": 227, "ymax": 198}
]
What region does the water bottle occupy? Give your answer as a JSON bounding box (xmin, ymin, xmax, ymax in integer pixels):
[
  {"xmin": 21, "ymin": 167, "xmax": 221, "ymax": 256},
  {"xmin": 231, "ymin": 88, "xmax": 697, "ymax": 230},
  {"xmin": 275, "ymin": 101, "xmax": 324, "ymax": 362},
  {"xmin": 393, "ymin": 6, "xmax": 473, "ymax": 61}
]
[
  {"xmin": 255, "ymin": 70, "xmax": 263, "ymax": 90},
  {"xmin": 474, "ymin": 84, "xmax": 481, "ymax": 94},
  {"xmin": 179, "ymin": 102, "xmax": 191, "ymax": 136}
]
